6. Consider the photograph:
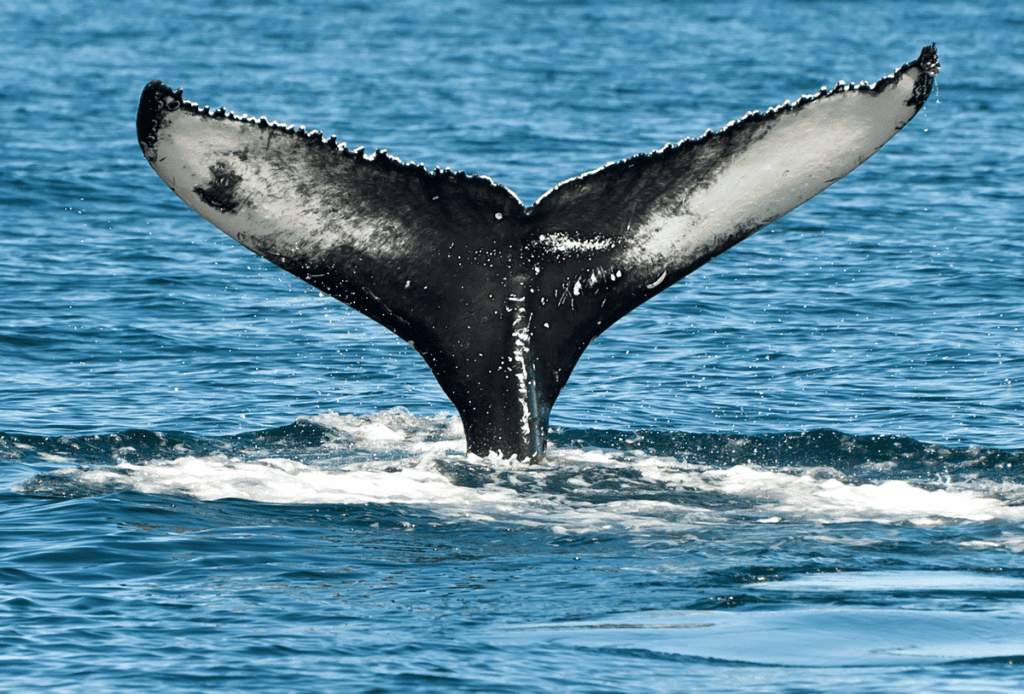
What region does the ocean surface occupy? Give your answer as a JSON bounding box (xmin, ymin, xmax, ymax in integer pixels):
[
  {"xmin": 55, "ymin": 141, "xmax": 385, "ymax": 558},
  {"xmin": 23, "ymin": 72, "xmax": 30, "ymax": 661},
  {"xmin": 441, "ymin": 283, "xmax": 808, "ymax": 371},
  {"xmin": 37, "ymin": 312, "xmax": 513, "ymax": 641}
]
[{"xmin": 2, "ymin": 0, "xmax": 1023, "ymax": 691}]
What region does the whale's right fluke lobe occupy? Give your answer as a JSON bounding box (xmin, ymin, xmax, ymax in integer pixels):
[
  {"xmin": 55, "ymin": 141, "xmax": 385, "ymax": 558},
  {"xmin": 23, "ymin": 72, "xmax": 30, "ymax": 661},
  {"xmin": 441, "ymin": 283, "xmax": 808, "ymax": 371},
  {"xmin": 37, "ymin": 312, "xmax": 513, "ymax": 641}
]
[
  {"xmin": 524, "ymin": 45, "xmax": 939, "ymax": 383},
  {"xmin": 138, "ymin": 46, "xmax": 938, "ymax": 462}
]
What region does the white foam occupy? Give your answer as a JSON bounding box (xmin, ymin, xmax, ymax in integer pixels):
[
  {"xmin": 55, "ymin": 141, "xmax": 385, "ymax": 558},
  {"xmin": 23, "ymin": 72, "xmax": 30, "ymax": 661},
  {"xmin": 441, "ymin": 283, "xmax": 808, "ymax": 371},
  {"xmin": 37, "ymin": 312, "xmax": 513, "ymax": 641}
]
[
  {"xmin": 13, "ymin": 410, "xmax": 1024, "ymax": 537},
  {"xmin": 641, "ymin": 461, "xmax": 1024, "ymax": 525},
  {"xmin": 36, "ymin": 452, "xmax": 72, "ymax": 463},
  {"xmin": 100, "ymin": 454, "xmax": 519, "ymax": 510},
  {"xmin": 310, "ymin": 408, "xmax": 463, "ymax": 448}
]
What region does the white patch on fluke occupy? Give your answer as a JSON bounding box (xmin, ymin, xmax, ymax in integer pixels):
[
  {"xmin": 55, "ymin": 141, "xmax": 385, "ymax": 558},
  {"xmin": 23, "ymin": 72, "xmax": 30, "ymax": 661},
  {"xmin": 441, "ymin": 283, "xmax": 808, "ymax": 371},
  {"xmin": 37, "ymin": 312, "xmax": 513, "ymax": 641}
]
[
  {"xmin": 537, "ymin": 233, "xmax": 616, "ymax": 255},
  {"xmin": 636, "ymin": 59, "xmax": 932, "ymax": 267}
]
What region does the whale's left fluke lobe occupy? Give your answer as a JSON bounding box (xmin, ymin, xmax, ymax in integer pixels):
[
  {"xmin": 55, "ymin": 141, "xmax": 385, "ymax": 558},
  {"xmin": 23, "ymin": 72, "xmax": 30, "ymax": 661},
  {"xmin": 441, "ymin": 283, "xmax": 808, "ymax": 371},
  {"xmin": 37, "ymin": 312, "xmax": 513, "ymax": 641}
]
[{"xmin": 138, "ymin": 45, "xmax": 938, "ymax": 462}]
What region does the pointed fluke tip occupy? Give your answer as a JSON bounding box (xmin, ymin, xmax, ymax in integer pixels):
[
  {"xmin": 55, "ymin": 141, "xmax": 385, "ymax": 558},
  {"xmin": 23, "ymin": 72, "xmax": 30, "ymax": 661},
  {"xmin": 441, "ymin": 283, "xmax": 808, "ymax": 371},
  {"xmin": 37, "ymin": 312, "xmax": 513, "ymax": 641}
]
[
  {"xmin": 136, "ymin": 80, "xmax": 178, "ymax": 148},
  {"xmin": 916, "ymin": 44, "xmax": 940, "ymax": 76}
]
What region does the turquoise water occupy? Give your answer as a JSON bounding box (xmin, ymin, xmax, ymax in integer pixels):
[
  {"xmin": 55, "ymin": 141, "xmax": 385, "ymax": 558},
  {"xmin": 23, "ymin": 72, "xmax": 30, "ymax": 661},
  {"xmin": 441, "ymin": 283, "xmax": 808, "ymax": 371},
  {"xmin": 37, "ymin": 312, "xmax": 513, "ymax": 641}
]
[{"xmin": 2, "ymin": 0, "xmax": 1023, "ymax": 691}]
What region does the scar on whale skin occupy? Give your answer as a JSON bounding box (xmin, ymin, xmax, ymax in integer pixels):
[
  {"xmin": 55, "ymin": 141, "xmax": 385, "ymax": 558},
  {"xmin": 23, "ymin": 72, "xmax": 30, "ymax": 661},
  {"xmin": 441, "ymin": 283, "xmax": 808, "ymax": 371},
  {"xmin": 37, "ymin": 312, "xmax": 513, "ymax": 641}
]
[
  {"xmin": 137, "ymin": 45, "xmax": 939, "ymax": 462},
  {"xmin": 193, "ymin": 161, "xmax": 244, "ymax": 213}
]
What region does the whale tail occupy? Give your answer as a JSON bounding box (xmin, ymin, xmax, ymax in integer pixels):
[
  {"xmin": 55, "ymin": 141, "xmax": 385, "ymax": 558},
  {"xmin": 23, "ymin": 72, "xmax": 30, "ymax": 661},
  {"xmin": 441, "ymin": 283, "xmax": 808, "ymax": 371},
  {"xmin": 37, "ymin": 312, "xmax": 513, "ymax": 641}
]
[{"xmin": 137, "ymin": 46, "xmax": 938, "ymax": 461}]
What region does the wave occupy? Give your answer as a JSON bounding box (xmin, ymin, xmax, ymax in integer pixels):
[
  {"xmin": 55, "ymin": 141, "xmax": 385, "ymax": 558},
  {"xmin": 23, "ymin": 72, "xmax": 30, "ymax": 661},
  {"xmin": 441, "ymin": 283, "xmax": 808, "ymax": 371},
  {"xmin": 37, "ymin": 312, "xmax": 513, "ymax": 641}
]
[{"xmin": 6, "ymin": 409, "xmax": 1024, "ymax": 532}]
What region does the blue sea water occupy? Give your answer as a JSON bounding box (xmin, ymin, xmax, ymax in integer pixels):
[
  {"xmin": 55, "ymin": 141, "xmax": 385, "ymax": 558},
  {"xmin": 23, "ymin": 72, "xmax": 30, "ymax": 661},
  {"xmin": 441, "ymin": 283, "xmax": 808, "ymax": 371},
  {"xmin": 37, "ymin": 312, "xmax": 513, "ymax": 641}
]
[{"xmin": 2, "ymin": 0, "xmax": 1024, "ymax": 691}]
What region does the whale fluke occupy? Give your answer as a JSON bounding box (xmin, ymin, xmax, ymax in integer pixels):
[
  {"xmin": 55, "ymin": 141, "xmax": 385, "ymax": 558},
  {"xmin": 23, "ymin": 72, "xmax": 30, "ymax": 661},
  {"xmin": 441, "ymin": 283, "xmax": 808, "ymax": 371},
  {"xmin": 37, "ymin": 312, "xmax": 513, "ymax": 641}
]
[{"xmin": 137, "ymin": 45, "xmax": 938, "ymax": 461}]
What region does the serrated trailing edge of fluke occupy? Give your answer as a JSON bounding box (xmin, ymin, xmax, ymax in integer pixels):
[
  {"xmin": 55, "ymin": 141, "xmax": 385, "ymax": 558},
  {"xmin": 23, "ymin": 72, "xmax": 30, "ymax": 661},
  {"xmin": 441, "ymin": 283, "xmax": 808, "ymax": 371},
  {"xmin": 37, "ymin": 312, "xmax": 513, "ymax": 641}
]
[
  {"xmin": 136, "ymin": 79, "xmax": 518, "ymax": 204},
  {"xmin": 533, "ymin": 44, "xmax": 938, "ymax": 207},
  {"xmin": 138, "ymin": 45, "xmax": 937, "ymax": 211},
  {"xmin": 686, "ymin": 43, "xmax": 937, "ymax": 142}
]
